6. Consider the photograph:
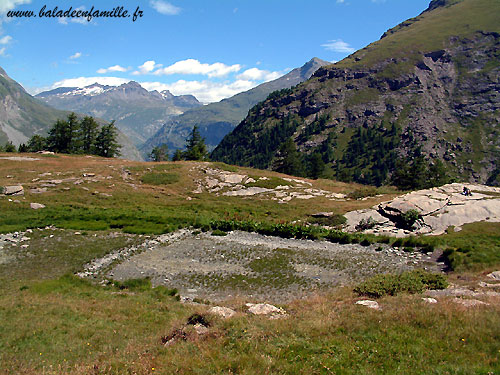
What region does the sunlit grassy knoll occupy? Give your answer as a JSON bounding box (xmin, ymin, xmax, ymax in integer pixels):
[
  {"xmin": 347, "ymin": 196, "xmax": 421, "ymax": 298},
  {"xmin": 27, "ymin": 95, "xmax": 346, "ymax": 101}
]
[{"xmin": 0, "ymin": 153, "xmax": 393, "ymax": 234}]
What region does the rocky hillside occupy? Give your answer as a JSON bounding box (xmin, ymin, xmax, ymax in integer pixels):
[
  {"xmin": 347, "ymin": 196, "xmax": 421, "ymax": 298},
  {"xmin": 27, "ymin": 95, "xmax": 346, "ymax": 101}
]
[
  {"xmin": 141, "ymin": 57, "xmax": 330, "ymax": 156},
  {"xmin": 211, "ymin": 0, "xmax": 500, "ymax": 186},
  {"xmin": 37, "ymin": 82, "xmax": 201, "ymax": 147},
  {"xmin": 0, "ymin": 67, "xmax": 142, "ymax": 161},
  {"xmin": 0, "ymin": 66, "xmax": 64, "ymax": 146}
]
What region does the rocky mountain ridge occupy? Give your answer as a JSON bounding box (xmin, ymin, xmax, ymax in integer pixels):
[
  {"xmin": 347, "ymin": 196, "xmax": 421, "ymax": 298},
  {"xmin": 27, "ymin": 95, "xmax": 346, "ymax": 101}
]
[
  {"xmin": 37, "ymin": 81, "xmax": 201, "ymax": 148},
  {"xmin": 0, "ymin": 67, "xmax": 142, "ymax": 161},
  {"xmin": 211, "ymin": 0, "xmax": 500, "ymax": 186}
]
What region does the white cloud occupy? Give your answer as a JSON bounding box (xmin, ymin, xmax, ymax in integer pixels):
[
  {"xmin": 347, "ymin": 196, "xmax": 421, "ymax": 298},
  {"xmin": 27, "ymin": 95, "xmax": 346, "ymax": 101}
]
[
  {"xmin": 140, "ymin": 79, "xmax": 257, "ymax": 103},
  {"xmin": 236, "ymin": 68, "xmax": 282, "ymax": 82},
  {"xmin": 321, "ymin": 39, "xmax": 356, "ymax": 53},
  {"xmin": 69, "ymin": 52, "xmax": 82, "ymax": 60},
  {"xmin": 0, "ymin": 0, "xmax": 31, "ymax": 13},
  {"xmin": 0, "ymin": 47, "xmax": 6, "ymax": 56},
  {"xmin": 154, "ymin": 59, "xmax": 241, "ymax": 78},
  {"xmin": 97, "ymin": 65, "xmax": 128, "ymax": 74},
  {"xmin": 132, "ymin": 60, "xmax": 161, "ymax": 75},
  {"xmin": 336, "ymin": 0, "xmax": 345, "ymax": 3},
  {"xmin": 51, "ymin": 76, "xmax": 129, "ymax": 89},
  {"xmin": 149, "ymin": 0, "xmax": 180, "ymax": 15},
  {"xmin": 0, "ymin": 35, "xmax": 11, "ymax": 44},
  {"xmin": 58, "ymin": 6, "xmax": 90, "ymax": 25}
]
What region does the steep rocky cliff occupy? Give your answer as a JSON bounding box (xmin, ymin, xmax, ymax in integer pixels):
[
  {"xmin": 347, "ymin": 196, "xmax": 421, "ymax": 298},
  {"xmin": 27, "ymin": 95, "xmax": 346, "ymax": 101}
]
[{"xmin": 212, "ymin": 0, "xmax": 500, "ymax": 186}]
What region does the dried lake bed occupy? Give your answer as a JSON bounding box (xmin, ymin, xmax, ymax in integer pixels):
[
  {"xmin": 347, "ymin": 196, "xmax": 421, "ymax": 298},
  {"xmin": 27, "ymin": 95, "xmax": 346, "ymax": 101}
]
[{"xmin": 95, "ymin": 230, "xmax": 442, "ymax": 302}]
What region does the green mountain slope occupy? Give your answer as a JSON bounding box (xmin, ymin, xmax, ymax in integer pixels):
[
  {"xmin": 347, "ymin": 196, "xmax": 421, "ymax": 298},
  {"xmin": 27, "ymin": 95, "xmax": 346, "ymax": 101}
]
[
  {"xmin": 0, "ymin": 67, "xmax": 142, "ymax": 161},
  {"xmin": 141, "ymin": 57, "xmax": 329, "ymax": 157},
  {"xmin": 212, "ymin": 0, "xmax": 500, "ymax": 186}
]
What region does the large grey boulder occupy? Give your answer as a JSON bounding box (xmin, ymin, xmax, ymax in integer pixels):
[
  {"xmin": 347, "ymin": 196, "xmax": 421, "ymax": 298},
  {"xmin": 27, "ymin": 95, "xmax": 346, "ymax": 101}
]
[{"xmin": 2, "ymin": 185, "xmax": 24, "ymax": 196}]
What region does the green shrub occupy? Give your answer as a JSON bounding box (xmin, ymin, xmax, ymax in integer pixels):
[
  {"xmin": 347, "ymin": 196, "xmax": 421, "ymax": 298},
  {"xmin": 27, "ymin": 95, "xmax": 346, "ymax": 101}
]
[
  {"xmin": 392, "ymin": 238, "xmax": 404, "ymax": 247},
  {"xmin": 355, "ymin": 217, "xmax": 377, "ymax": 231},
  {"xmin": 211, "ymin": 229, "xmax": 228, "ymax": 236},
  {"xmin": 309, "ymin": 214, "xmax": 347, "ymax": 227},
  {"xmin": 354, "ymin": 270, "xmax": 448, "ymax": 298},
  {"xmin": 347, "ymin": 187, "xmax": 378, "ymax": 200},
  {"xmin": 400, "ymin": 209, "xmax": 421, "ymax": 230},
  {"xmin": 360, "ymin": 238, "xmax": 372, "ymax": 247}
]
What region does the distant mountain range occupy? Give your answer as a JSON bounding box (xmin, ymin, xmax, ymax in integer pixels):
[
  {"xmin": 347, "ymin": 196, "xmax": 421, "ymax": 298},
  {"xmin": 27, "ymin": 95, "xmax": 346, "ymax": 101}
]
[
  {"xmin": 36, "ymin": 82, "xmax": 201, "ymax": 147},
  {"xmin": 0, "ymin": 67, "xmax": 142, "ymax": 161},
  {"xmin": 212, "ymin": 0, "xmax": 500, "ymax": 186},
  {"xmin": 141, "ymin": 57, "xmax": 330, "ymax": 156}
]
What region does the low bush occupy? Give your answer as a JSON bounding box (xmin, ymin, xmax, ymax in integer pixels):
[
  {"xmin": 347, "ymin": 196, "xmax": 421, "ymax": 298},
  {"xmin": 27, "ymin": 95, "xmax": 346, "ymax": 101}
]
[
  {"xmin": 211, "ymin": 229, "xmax": 228, "ymax": 236},
  {"xmin": 347, "ymin": 187, "xmax": 378, "ymax": 200},
  {"xmin": 354, "ymin": 270, "xmax": 448, "ymax": 298},
  {"xmin": 355, "ymin": 217, "xmax": 377, "ymax": 231},
  {"xmin": 309, "ymin": 214, "xmax": 347, "ymax": 228},
  {"xmin": 400, "ymin": 209, "xmax": 422, "ymax": 230}
]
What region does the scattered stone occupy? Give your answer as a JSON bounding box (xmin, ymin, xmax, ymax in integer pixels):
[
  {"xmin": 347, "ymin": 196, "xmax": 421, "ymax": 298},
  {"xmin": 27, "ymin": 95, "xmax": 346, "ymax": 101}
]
[
  {"xmin": 223, "ymin": 187, "xmax": 273, "ymax": 197},
  {"xmin": 479, "ymin": 281, "xmax": 500, "ymax": 289},
  {"xmin": 83, "ymin": 173, "xmax": 96, "ymax": 177},
  {"xmin": 0, "ymin": 156, "xmax": 40, "ymax": 161},
  {"xmin": 355, "ymin": 300, "xmax": 380, "ymax": 310},
  {"xmin": 247, "ymin": 303, "xmax": 286, "ymax": 316},
  {"xmin": 208, "ymin": 306, "xmax": 236, "ymax": 319},
  {"xmin": 422, "ymin": 297, "xmax": 438, "ymax": 304},
  {"xmin": 2, "ymin": 186, "xmax": 24, "ymax": 196},
  {"xmin": 30, "ymin": 203, "xmax": 46, "ymax": 210},
  {"xmin": 487, "ymin": 271, "xmax": 500, "ymax": 281},
  {"xmin": 453, "ymin": 298, "xmax": 489, "ymax": 307}
]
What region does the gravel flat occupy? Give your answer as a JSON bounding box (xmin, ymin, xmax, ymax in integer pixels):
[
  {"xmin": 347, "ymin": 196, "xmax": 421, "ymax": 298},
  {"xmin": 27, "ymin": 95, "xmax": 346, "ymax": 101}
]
[{"xmin": 109, "ymin": 230, "xmax": 439, "ymax": 302}]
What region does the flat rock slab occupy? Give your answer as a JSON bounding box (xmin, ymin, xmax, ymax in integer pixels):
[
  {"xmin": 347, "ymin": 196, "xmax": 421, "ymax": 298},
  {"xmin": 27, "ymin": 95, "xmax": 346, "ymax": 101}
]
[
  {"xmin": 2, "ymin": 186, "xmax": 24, "ymax": 196},
  {"xmin": 356, "ymin": 300, "xmax": 380, "ymax": 310},
  {"xmin": 0, "ymin": 156, "xmax": 40, "ymax": 161},
  {"xmin": 345, "ymin": 183, "xmax": 500, "ymax": 236},
  {"xmin": 422, "ymin": 297, "xmax": 438, "ymax": 304}
]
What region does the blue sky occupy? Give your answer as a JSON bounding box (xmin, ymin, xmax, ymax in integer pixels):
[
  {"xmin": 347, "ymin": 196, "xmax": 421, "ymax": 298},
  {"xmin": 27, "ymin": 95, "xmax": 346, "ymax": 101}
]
[{"xmin": 0, "ymin": 0, "xmax": 430, "ymax": 103}]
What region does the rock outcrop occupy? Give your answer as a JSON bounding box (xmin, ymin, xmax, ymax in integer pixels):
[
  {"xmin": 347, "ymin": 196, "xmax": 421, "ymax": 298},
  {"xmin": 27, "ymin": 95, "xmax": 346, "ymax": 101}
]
[{"xmin": 345, "ymin": 183, "xmax": 500, "ymax": 236}]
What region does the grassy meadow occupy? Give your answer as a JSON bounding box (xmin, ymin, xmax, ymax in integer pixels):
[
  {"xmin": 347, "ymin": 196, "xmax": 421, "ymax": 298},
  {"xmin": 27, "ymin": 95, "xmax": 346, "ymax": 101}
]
[{"xmin": 0, "ymin": 153, "xmax": 499, "ymax": 374}]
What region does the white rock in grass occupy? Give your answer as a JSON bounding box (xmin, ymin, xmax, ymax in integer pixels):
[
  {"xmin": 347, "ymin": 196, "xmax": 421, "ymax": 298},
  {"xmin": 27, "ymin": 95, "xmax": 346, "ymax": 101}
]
[
  {"xmin": 422, "ymin": 297, "xmax": 438, "ymax": 304},
  {"xmin": 208, "ymin": 306, "xmax": 236, "ymax": 319},
  {"xmin": 30, "ymin": 203, "xmax": 46, "ymax": 210},
  {"xmin": 247, "ymin": 303, "xmax": 285, "ymax": 316},
  {"xmin": 487, "ymin": 271, "xmax": 500, "ymax": 281},
  {"xmin": 355, "ymin": 300, "xmax": 380, "ymax": 310}
]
